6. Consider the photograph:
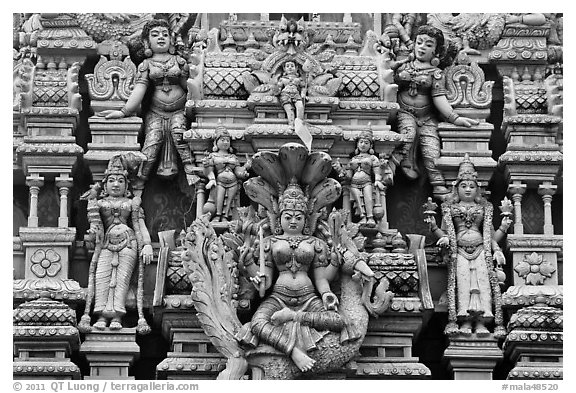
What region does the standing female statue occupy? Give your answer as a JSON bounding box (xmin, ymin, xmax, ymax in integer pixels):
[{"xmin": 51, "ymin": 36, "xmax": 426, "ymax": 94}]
[
  {"xmin": 388, "ymin": 25, "xmax": 479, "ymax": 199},
  {"xmin": 344, "ymin": 127, "xmax": 385, "ymax": 227},
  {"xmin": 101, "ymin": 19, "xmax": 194, "ymax": 184},
  {"xmin": 79, "ymin": 155, "xmax": 153, "ymax": 333},
  {"xmin": 424, "ymin": 155, "xmax": 511, "ymax": 337},
  {"xmin": 203, "ymin": 124, "xmax": 251, "ymax": 222}
]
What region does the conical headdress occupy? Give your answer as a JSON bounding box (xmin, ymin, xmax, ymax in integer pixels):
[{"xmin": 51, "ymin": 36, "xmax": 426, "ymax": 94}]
[
  {"xmin": 279, "ymin": 178, "xmax": 308, "ymax": 213},
  {"xmin": 104, "ymin": 155, "xmax": 128, "ymax": 179},
  {"xmin": 454, "ymin": 153, "xmax": 479, "ymax": 185}
]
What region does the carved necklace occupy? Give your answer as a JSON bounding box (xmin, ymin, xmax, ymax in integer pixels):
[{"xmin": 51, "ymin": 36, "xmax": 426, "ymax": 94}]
[
  {"xmin": 405, "ymin": 61, "xmax": 434, "ymax": 97},
  {"xmin": 456, "ymin": 203, "xmax": 479, "ymax": 229},
  {"xmin": 150, "ymin": 56, "xmax": 176, "ymax": 94},
  {"xmin": 284, "ymin": 235, "xmax": 306, "ymax": 276}
]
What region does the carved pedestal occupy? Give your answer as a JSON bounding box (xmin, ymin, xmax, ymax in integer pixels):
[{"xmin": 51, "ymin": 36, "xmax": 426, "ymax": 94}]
[
  {"xmin": 155, "ymin": 297, "xmax": 226, "ymax": 379},
  {"xmin": 84, "ymin": 116, "xmax": 143, "ymax": 183},
  {"xmin": 504, "ymin": 305, "xmax": 563, "ymax": 380},
  {"xmin": 13, "ymin": 297, "xmax": 81, "ymax": 379},
  {"xmin": 443, "ymin": 335, "xmax": 503, "ymax": 380},
  {"xmin": 356, "ymin": 313, "xmax": 431, "ymax": 379},
  {"xmin": 437, "ymin": 122, "xmax": 497, "ymax": 187},
  {"xmin": 80, "ymin": 329, "xmax": 140, "ymax": 379}
]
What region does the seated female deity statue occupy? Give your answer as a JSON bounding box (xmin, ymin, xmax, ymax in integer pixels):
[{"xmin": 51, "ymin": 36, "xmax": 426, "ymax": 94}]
[{"xmin": 236, "ymin": 181, "xmax": 373, "ymax": 372}]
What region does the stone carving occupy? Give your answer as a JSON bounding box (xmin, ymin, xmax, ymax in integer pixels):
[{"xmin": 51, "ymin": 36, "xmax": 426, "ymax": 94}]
[
  {"xmin": 424, "ymin": 155, "xmax": 511, "ymax": 337},
  {"xmin": 79, "ymin": 154, "xmax": 153, "ymax": 334},
  {"xmin": 202, "ymin": 123, "xmax": 251, "ymax": 222},
  {"xmin": 514, "ymin": 252, "xmax": 556, "ymax": 285},
  {"xmin": 427, "ymin": 13, "xmax": 506, "ymax": 55},
  {"xmin": 182, "ymin": 143, "xmax": 393, "ymax": 379},
  {"xmin": 29, "ymin": 248, "xmax": 61, "ymax": 278},
  {"xmin": 100, "ymin": 19, "xmax": 194, "ymax": 186},
  {"xmin": 85, "ymin": 41, "xmax": 137, "ymax": 112},
  {"xmin": 336, "ymin": 126, "xmax": 386, "ymax": 227},
  {"xmin": 387, "ymin": 25, "xmax": 479, "ymax": 200}
]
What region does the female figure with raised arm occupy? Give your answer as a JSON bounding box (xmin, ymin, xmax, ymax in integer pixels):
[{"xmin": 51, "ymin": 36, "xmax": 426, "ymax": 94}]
[
  {"xmin": 102, "ymin": 19, "xmax": 193, "ymax": 184},
  {"xmin": 424, "ymin": 155, "xmax": 511, "ymax": 337},
  {"xmin": 389, "ymin": 25, "xmax": 479, "ymax": 199}
]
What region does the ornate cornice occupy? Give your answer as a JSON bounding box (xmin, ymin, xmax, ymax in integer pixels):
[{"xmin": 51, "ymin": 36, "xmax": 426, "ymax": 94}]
[
  {"xmin": 499, "ymin": 150, "xmax": 562, "ymax": 163},
  {"xmin": 507, "ymin": 234, "xmax": 563, "ymax": 249},
  {"xmin": 355, "ymin": 362, "xmax": 430, "ymax": 377}
]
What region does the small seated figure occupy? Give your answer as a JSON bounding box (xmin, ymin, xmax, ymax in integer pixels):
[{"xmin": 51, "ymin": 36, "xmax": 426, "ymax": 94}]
[
  {"xmin": 343, "ymin": 127, "xmax": 385, "ymax": 227},
  {"xmin": 203, "ymin": 124, "xmax": 251, "ymax": 222},
  {"xmin": 80, "ymin": 155, "xmax": 153, "ymax": 333},
  {"xmin": 424, "ymin": 155, "xmax": 511, "ymax": 337},
  {"xmin": 277, "ymin": 60, "xmax": 306, "ymax": 128},
  {"xmin": 236, "ymin": 181, "xmax": 373, "ymax": 372}
]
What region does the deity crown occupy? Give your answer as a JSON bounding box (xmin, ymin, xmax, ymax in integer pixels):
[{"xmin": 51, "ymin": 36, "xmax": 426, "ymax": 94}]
[
  {"xmin": 279, "ymin": 179, "xmax": 308, "ymax": 213},
  {"xmin": 104, "ymin": 155, "xmax": 128, "ymax": 179},
  {"xmin": 455, "ymin": 153, "xmax": 478, "ymax": 183},
  {"xmin": 358, "ymin": 122, "xmax": 374, "ymax": 142},
  {"xmin": 214, "ymin": 120, "xmax": 230, "ymax": 140}
]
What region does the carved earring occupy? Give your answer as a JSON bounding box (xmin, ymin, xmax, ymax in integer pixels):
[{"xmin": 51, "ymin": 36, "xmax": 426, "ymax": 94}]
[
  {"xmin": 212, "ymin": 142, "xmax": 218, "ymax": 152},
  {"xmin": 431, "ymin": 56, "xmax": 440, "ymax": 67},
  {"xmin": 143, "ymin": 41, "xmax": 153, "ymax": 58},
  {"xmin": 369, "ymin": 147, "xmax": 375, "ymax": 155}
]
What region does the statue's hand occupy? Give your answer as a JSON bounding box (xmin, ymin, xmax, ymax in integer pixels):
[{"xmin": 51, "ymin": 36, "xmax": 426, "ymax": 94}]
[
  {"xmin": 437, "ymin": 236, "xmax": 450, "ymax": 248},
  {"xmin": 354, "ymin": 259, "xmax": 375, "ymax": 279},
  {"xmin": 500, "ymin": 216, "xmax": 512, "ymax": 232},
  {"xmin": 493, "ymin": 250, "xmax": 506, "ymax": 266},
  {"xmin": 424, "ymin": 215, "xmax": 438, "ymax": 229},
  {"xmin": 141, "ymin": 244, "xmax": 153, "ymax": 265},
  {"xmin": 374, "ymin": 180, "xmax": 385, "ymax": 191},
  {"xmin": 322, "ymin": 291, "xmax": 339, "ymax": 312},
  {"xmin": 453, "ymin": 116, "xmax": 480, "ymax": 127},
  {"xmin": 249, "ymin": 272, "xmax": 266, "ymax": 289},
  {"xmin": 98, "ymin": 110, "xmax": 125, "ymax": 119},
  {"xmin": 206, "ymin": 179, "xmax": 217, "ymax": 189}
]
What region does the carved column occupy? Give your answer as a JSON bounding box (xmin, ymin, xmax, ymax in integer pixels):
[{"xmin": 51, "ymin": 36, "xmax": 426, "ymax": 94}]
[
  {"xmin": 538, "ymin": 183, "xmax": 557, "ymax": 235},
  {"xmin": 55, "ymin": 176, "xmax": 72, "ymax": 228},
  {"xmin": 26, "ymin": 175, "xmax": 44, "ymax": 228},
  {"xmin": 508, "ymin": 183, "xmax": 526, "ymax": 235}
]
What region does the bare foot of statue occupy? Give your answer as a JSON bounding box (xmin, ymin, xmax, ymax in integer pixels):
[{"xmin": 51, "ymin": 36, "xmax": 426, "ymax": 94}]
[
  {"xmin": 291, "ymin": 347, "xmax": 316, "ymax": 372},
  {"xmin": 109, "ymin": 318, "xmax": 122, "ymax": 330},
  {"xmin": 459, "ymin": 321, "xmax": 472, "ymax": 335},
  {"xmin": 271, "ymin": 308, "xmax": 295, "ymax": 325},
  {"xmin": 94, "ymin": 317, "xmax": 107, "ymax": 330},
  {"xmin": 475, "ymin": 322, "xmax": 490, "ymax": 336}
]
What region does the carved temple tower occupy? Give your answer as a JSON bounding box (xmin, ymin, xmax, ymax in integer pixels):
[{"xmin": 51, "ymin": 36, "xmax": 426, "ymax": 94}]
[{"xmin": 12, "ymin": 12, "xmax": 562, "ymax": 381}]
